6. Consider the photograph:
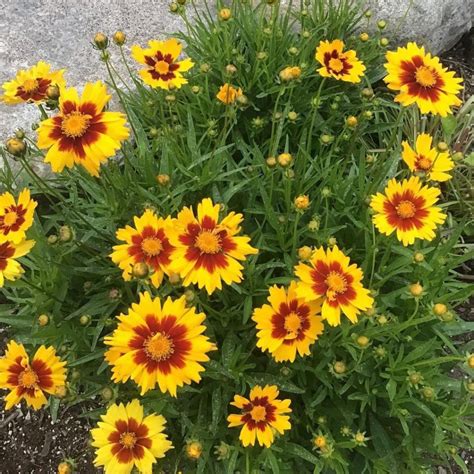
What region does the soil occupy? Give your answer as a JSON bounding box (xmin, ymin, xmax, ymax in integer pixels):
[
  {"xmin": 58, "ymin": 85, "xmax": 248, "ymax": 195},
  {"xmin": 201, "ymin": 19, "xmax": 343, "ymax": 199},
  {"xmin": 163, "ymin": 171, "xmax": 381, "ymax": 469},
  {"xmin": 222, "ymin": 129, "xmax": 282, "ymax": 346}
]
[{"xmin": 0, "ymin": 33, "xmax": 473, "ymax": 474}]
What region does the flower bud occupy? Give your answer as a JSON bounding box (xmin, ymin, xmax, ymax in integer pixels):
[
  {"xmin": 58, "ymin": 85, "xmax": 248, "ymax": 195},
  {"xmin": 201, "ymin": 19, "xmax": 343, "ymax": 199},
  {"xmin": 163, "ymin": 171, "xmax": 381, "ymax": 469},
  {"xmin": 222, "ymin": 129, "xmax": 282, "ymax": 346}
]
[
  {"xmin": 93, "ymin": 32, "xmax": 108, "ymax": 50},
  {"xmin": 320, "ymin": 134, "xmax": 334, "ymax": 145},
  {"xmin": 226, "ymin": 64, "xmax": 237, "ymax": 75},
  {"xmin": 353, "ymin": 431, "xmax": 368, "ymax": 446},
  {"xmin": 266, "ymin": 156, "xmax": 277, "ymax": 167},
  {"xmin": 433, "ymin": 303, "xmax": 447, "ymax": 316},
  {"xmin": 356, "ymin": 335, "xmax": 370, "ymax": 348},
  {"xmin": 200, "ymin": 63, "xmax": 211, "ymax": 73},
  {"xmin": 346, "ymin": 116, "xmax": 358, "ymax": 127},
  {"xmin": 59, "ymin": 225, "xmax": 73, "ymax": 242},
  {"xmin": 413, "ymin": 252, "xmax": 424, "ymax": 263},
  {"xmin": 132, "ymin": 262, "xmax": 149, "ymax": 279},
  {"xmin": 321, "ymin": 187, "xmax": 331, "ymax": 197},
  {"xmin": 288, "ymin": 47, "xmax": 299, "ymax": 56},
  {"xmin": 177, "ymin": 0, "xmax": 187, "ymax": 4},
  {"xmin": 469, "ymin": 355, "xmax": 474, "ymax": 369},
  {"xmin": 214, "ymin": 441, "xmax": 231, "ymax": 461},
  {"xmin": 288, "ymin": 111, "xmax": 298, "ymax": 121},
  {"xmin": 294, "ymin": 194, "xmax": 310, "ymax": 210},
  {"xmin": 298, "ymin": 246, "xmax": 313, "ymax": 260},
  {"xmin": 362, "ymin": 87, "xmax": 374, "ymax": 98},
  {"xmin": 313, "ymin": 435, "xmax": 327, "ymax": 449},
  {"xmin": 169, "ymin": 2, "xmax": 179, "ymax": 12},
  {"xmin": 71, "ymin": 369, "xmax": 81, "ymax": 381},
  {"xmin": 184, "ymin": 289, "xmax": 195, "ymax": 303},
  {"xmin": 363, "ymin": 110, "xmax": 373, "ymax": 120},
  {"xmin": 374, "ymin": 346, "xmax": 387, "ymax": 359},
  {"xmin": 219, "ymin": 8, "xmax": 232, "ymax": 21},
  {"xmin": 379, "ymin": 38, "xmax": 389, "ymax": 47},
  {"xmin": 422, "ymin": 386, "xmax": 435, "ymax": 400},
  {"xmin": 364, "ymin": 9, "xmax": 372, "ymax": 17},
  {"xmin": 57, "ymin": 461, "xmax": 73, "ymax": 474},
  {"xmin": 55, "ymin": 385, "xmax": 67, "ymax": 398},
  {"xmin": 366, "ymin": 154, "xmax": 376, "ymax": 164},
  {"xmin": 38, "ymin": 314, "xmax": 49, "ymax": 326},
  {"xmin": 79, "ymin": 314, "xmax": 91, "ymax": 326},
  {"xmin": 5, "ymin": 137, "xmax": 26, "ymax": 157},
  {"xmin": 452, "ymin": 151, "xmax": 463, "ymax": 162},
  {"xmin": 308, "ymin": 219, "xmax": 320, "ymax": 231},
  {"xmin": 112, "ymin": 31, "xmax": 126, "ymax": 46},
  {"xmin": 237, "ymin": 95, "xmax": 249, "ymax": 106},
  {"xmin": 327, "ymin": 236, "xmax": 337, "ymax": 247},
  {"xmin": 191, "ymin": 85, "xmax": 201, "ymax": 94},
  {"xmin": 409, "ymin": 282, "xmax": 423, "ymax": 297},
  {"xmin": 169, "ymin": 272, "xmax": 181, "ymax": 284},
  {"xmin": 333, "ymin": 361, "xmax": 346, "ymax": 374},
  {"xmin": 377, "ymin": 20, "xmax": 387, "ymax": 29},
  {"xmin": 278, "ymin": 153, "xmax": 293, "ymax": 167},
  {"xmin": 108, "ymin": 288, "xmax": 121, "ymax": 301},
  {"xmin": 437, "ymin": 142, "xmax": 449, "ymax": 152},
  {"xmin": 408, "ymin": 371, "xmax": 422, "ymax": 386},
  {"xmin": 186, "ymin": 440, "xmax": 203, "ymax": 460},
  {"xmin": 359, "ymin": 32, "xmax": 369, "ymax": 42},
  {"xmin": 101, "ymin": 386, "xmax": 114, "ymax": 401},
  {"xmin": 46, "ymin": 84, "xmax": 60, "ymax": 100},
  {"xmin": 257, "ymin": 51, "xmax": 268, "ymax": 60},
  {"xmin": 156, "ymin": 173, "xmax": 170, "ymax": 186}
]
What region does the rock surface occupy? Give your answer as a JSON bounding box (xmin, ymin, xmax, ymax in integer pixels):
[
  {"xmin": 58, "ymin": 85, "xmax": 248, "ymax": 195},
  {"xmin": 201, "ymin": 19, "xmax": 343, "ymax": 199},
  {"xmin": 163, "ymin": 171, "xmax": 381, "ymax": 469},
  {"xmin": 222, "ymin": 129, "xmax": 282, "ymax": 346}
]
[{"xmin": 0, "ymin": 0, "xmax": 472, "ymax": 140}]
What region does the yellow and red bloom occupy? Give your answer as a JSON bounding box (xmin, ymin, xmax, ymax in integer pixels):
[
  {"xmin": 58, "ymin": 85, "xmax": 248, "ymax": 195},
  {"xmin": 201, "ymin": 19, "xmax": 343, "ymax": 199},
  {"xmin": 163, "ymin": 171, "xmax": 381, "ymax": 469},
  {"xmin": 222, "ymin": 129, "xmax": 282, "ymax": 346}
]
[
  {"xmin": 295, "ymin": 246, "xmax": 373, "ymax": 326},
  {"xmin": 37, "ymin": 81, "xmax": 129, "ymax": 176},
  {"xmin": 227, "ymin": 385, "xmax": 291, "ymax": 447},
  {"xmin": 1, "ymin": 61, "xmax": 66, "ymax": 105},
  {"xmin": 0, "ymin": 238, "xmax": 35, "ymax": 287},
  {"xmin": 370, "ymin": 176, "xmax": 447, "ymax": 246},
  {"xmin": 384, "ymin": 42, "xmax": 463, "ymax": 117},
  {"xmin": 252, "ymin": 282, "xmax": 324, "ymax": 362},
  {"xmin": 91, "ymin": 399, "xmax": 173, "ymax": 474},
  {"xmin": 167, "ymin": 198, "xmax": 258, "ymax": 294},
  {"xmin": 110, "ymin": 210, "xmax": 174, "ymax": 287},
  {"xmin": 104, "ymin": 292, "xmax": 215, "ymax": 397},
  {"xmin": 131, "ymin": 38, "xmax": 194, "ymax": 90},
  {"xmin": 402, "ymin": 133, "xmax": 454, "ymax": 182},
  {"xmin": 0, "ymin": 341, "xmax": 67, "ymax": 410},
  {"xmin": 216, "ymin": 83, "xmax": 243, "ymax": 104},
  {"xmin": 0, "ymin": 189, "xmax": 37, "ymax": 243},
  {"xmin": 315, "ymin": 40, "xmax": 366, "ymax": 83}
]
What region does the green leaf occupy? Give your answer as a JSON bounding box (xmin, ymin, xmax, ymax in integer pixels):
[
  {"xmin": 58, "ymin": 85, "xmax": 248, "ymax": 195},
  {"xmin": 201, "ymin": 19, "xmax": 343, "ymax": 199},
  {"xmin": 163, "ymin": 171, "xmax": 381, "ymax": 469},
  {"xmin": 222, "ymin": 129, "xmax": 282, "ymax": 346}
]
[
  {"xmin": 441, "ymin": 115, "xmax": 457, "ymax": 139},
  {"xmin": 285, "ymin": 443, "xmax": 319, "ymax": 465},
  {"xmin": 386, "ymin": 379, "xmax": 397, "ymax": 401}
]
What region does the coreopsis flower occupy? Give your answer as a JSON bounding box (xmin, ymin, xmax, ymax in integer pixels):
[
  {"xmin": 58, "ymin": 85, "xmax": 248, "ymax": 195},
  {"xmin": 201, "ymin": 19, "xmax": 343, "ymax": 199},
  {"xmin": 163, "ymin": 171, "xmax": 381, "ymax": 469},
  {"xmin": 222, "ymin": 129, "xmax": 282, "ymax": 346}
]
[
  {"xmin": 384, "ymin": 42, "xmax": 463, "ymax": 116},
  {"xmin": 104, "ymin": 292, "xmax": 215, "ymax": 397},
  {"xmin": 295, "ymin": 246, "xmax": 373, "ymax": 326},
  {"xmin": 0, "ymin": 341, "xmax": 67, "ymax": 410},
  {"xmin": 370, "ymin": 176, "xmax": 447, "ymax": 246},
  {"xmin": 110, "ymin": 210, "xmax": 174, "ymax": 287},
  {"xmin": 216, "ymin": 83, "xmax": 243, "ymax": 104},
  {"xmin": 131, "ymin": 38, "xmax": 194, "ymax": 90},
  {"xmin": 1, "ymin": 61, "xmax": 66, "ymax": 105},
  {"xmin": 37, "ymin": 81, "xmax": 129, "ymax": 176},
  {"xmin": 227, "ymin": 385, "xmax": 291, "ymax": 447},
  {"xmin": 167, "ymin": 198, "xmax": 258, "ymax": 294},
  {"xmin": 252, "ymin": 282, "xmax": 324, "ymax": 362},
  {"xmin": 91, "ymin": 399, "xmax": 173, "ymax": 474},
  {"xmin": 315, "ymin": 40, "xmax": 366, "ymax": 83},
  {"xmin": 402, "ymin": 133, "xmax": 454, "ymax": 182},
  {"xmin": 0, "ymin": 239, "xmax": 35, "ymax": 287},
  {"xmin": 0, "ymin": 189, "xmax": 37, "ymax": 243}
]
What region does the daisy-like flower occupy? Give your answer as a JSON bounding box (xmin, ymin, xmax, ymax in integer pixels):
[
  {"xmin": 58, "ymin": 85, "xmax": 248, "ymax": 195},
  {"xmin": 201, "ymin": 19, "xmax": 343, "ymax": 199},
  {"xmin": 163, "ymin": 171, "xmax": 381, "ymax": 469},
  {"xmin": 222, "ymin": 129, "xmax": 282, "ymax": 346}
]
[
  {"xmin": 110, "ymin": 210, "xmax": 174, "ymax": 287},
  {"xmin": 252, "ymin": 282, "xmax": 324, "ymax": 362},
  {"xmin": 216, "ymin": 83, "xmax": 243, "ymax": 104},
  {"xmin": 1, "ymin": 61, "xmax": 66, "ymax": 105},
  {"xmin": 0, "ymin": 239, "xmax": 35, "ymax": 287},
  {"xmin": 167, "ymin": 198, "xmax": 258, "ymax": 294},
  {"xmin": 0, "ymin": 189, "xmax": 37, "ymax": 243},
  {"xmin": 295, "ymin": 246, "xmax": 373, "ymax": 326},
  {"xmin": 37, "ymin": 81, "xmax": 129, "ymax": 177},
  {"xmin": 227, "ymin": 385, "xmax": 291, "ymax": 448},
  {"xmin": 370, "ymin": 176, "xmax": 447, "ymax": 246},
  {"xmin": 0, "ymin": 340, "xmax": 67, "ymax": 410},
  {"xmin": 131, "ymin": 38, "xmax": 194, "ymax": 90},
  {"xmin": 402, "ymin": 133, "xmax": 454, "ymax": 182},
  {"xmin": 91, "ymin": 399, "xmax": 173, "ymax": 474},
  {"xmin": 104, "ymin": 292, "xmax": 215, "ymax": 397},
  {"xmin": 384, "ymin": 42, "xmax": 463, "ymax": 117},
  {"xmin": 315, "ymin": 40, "xmax": 366, "ymax": 83}
]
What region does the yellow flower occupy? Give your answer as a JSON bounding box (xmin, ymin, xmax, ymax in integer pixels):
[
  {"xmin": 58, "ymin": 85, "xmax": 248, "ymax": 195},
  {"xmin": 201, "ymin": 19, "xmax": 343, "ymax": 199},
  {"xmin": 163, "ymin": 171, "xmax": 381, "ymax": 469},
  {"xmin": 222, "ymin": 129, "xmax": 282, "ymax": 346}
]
[
  {"xmin": 167, "ymin": 198, "xmax": 258, "ymax": 294},
  {"xmin": 37, "ymin": 81, "xmax": 129, "ymax": 176},
  {"xmin": 294, "ymin": 195, "xmax": 310, "ymax": 210},
  {"xmin": 0, "ymin": 341, "xmax": 67, "ymax": 410},
  {"xmin": 252, "ymin": 282, "xmax": 324, "ymax": 362},
  {"xmin": 402, "ymin": 133, "xmax": 454, "ymax": 182},
  {"xmin": 110, "ymin": 210, "xmax": 175, "ymax": 287},
  {"xmin": 216, "ymin": 83, "xmax": 243, "ymax": 104},
  {"xmin": 370, "ymin": 176, "xmax": 446, "ymax": 246},
  {"xmin": 227, "ymin": 385, "xmax": 291, "ymax": 447},
  {"xmin": 0, "ymin": 239, "xmax": 35, "ymax": 287},
  {"xmin": 295, "ymin": 246, "xmax": 373, "ymax": 326},
  {"xmin": 0, "ymin": 189, "xmax": 37, "ymax": 243},
  {"xmin": 131, "ymin": 38, "xmax": 194, "ymax": 90},
  {"xmin": 315, "ymin": 40, "xmax": 366, "ymax": 83},
  {"xmin": 1, "ymin": 61, "xmax": 66, "ymax": 105},
  {"xmin": 90, "ymin": 399, "xmax": 173, "ymax": 474},
  {"xmin": 104, "ymin": 292, "xmax": 215, "ymax": 397},
  {"xmin": 280, "ymin": 66, "xmax": 302, "ymax": 81},
  {"xmin": 384, "ymin": 42, "xmax": 463, "ymax": 116}
]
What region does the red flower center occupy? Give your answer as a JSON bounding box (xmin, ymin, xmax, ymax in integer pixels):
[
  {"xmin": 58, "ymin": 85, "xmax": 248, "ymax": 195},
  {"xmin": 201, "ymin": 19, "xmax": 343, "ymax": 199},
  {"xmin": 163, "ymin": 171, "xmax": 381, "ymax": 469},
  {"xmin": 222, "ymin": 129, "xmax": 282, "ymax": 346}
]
[
  {"xmin": 61, "ymin": 111, "xmax": 92, "ymax": 138},
  {"xmin": 396, "ymin": 200, "xmax": 416, "ymax": 219},
  {"xmin": 144, "ymin": 332, "xmax": 174, "ymax": 361},
  {"xmin": 415, "ymin": 66, "xmax": 437, "ymax": 88},
  {"xmin": 141, "ymin": 237, "xmax": 163, "ymax": 256},
  {"xmin": 119, "ymin": 431, "xmax": 138, "ymax": 449},
  {"xmin": 18, "ymin": 367, "xmax": 39, "ymax": 389},
  {"xmin": 195, "ymin": 230, "xmax": 222, "ymax": 254}
]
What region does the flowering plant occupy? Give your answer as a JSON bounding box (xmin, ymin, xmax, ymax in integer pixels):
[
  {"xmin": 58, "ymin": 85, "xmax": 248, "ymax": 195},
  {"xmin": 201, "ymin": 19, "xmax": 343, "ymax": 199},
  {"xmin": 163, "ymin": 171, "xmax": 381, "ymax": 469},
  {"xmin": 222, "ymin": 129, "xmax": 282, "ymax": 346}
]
[{"xmin": 1, "ymin": 1, "xmax": 473, "ymax": 472}]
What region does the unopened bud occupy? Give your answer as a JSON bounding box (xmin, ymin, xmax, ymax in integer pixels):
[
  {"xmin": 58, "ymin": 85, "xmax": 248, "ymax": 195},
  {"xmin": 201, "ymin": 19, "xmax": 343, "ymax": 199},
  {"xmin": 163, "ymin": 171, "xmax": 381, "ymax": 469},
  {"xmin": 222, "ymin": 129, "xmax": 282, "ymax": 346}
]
[
  {"xmin": 38, "ymin": 314, "xmax": 49, "ymax": 326},
  {"xmin": 93, "ymin": 32, "xmax": 108, "ymax": 50},
  {"xmin": 5, "ymin": 137, "xmax": 26, "ymax": 157},
  {"xmin": 112, "ymin": 31, "xmax": 126, "ymax": 46},
  {"xmin": 132, "ymin": 262, "xmax": 149, "ymax": 278}
]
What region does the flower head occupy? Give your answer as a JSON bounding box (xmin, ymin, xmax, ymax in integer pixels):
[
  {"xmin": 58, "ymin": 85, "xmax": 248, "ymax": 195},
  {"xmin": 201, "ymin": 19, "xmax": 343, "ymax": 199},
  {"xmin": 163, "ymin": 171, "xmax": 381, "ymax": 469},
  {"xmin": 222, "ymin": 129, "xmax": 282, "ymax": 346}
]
[
  {"xmin": 1, "ymin": 61, "xmax": 66, "ymax": 105},
  {"xmin": 37, "ymin": 81, "xmax": 129, "ymax": 176},
  {"xmin": 370, "ymin": 176, "xmax": 446, "ymax": 246},
  {"xmin": 0, "ymin": 189, "xmax": 37, "ymax": 244},
  {"xmin": 402, "ymin": 133, "xmax": 454, "ymax": 182},
  {"xmin": 167, "ymin": 198, "xmax": 258, "ymax": 294},
  {"xmin": 131, "ymin": 38, "xmax": 194, "ymax": 90},
  {"xmin": 295, "ymin": 246, "xmax": 373, "ymax": 326},
  {"xmin": 384, "ymin": 42, "xmax": 463, "ymax": 116},
  {"xmin": 110, "ymin": 210, "xmax": 175, "ymax": 287},
  {"xmin": 0, "ymin": 341, "xmax": 67, "ymax": 410},
  {"xmin": 315, "ymin": 40, "xmax": 366, "ymax": 83},
  {"xmin": 216, "ymin": 83, "xmax": 243, "ymax": 104},
  {"xmin": 91, "ymin": 399, "xmax": 172, "ymax": 474},
  {"xmin": 280, "ymin": 66, "xmax": 302, "ymax": 82},
  {"xmin": 0, "ymin": 239, "xmax": 35, "ymax": 287},
  {"xmin": 227, "ymin": 385, "xmax": 291, "ymax": 447},
  {"xmin": 104, "ymin": 292, "xmax": 215, "ymax": 397},
  {"xmin": 252, "ymin": 282, "xmax": 324, "ymax": 362}
]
